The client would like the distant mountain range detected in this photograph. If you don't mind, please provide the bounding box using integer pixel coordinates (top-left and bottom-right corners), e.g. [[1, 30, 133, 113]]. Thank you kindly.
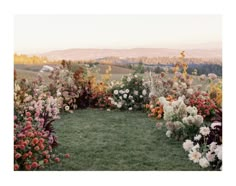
[[39, 48, 222, 61]]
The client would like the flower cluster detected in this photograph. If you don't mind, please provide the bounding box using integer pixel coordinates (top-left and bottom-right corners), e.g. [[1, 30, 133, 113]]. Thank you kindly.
[[14, 113, 70, 171], [48, 62, 79, 111], [148, 71, 194, 99], [188, 91, 217, 120], [158, 96, 204, 140], [182, 122, 222, 170], [109, 74, 149, 110], [14, 70, 69, 171]]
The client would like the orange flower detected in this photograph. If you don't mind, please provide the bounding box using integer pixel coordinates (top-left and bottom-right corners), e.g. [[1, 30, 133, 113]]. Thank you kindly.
[[157, 114, 162, 119], [145, 104, 150, 109], [151, 108, 156, 113], [32, 138, 39, 145]]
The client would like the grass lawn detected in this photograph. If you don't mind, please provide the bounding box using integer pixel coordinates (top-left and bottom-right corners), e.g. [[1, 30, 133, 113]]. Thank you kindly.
[[46, 109, 202, 171]]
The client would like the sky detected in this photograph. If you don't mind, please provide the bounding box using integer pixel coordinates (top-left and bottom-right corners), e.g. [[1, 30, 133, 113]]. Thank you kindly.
[[14, 15, 222, 54]]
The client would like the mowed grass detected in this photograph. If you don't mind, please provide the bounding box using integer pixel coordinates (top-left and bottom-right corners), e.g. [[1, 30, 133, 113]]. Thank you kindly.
[[46, 109, 202, 171]]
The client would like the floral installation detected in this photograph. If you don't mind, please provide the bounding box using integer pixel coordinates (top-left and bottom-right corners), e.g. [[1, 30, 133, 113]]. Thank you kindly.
[[182, 122, 222, 170], [109, 73, 149, 110]]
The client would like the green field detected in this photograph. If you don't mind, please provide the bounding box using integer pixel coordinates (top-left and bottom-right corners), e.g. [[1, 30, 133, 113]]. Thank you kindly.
[[45, 109, 202, 171], [14, 63, 134, 82]]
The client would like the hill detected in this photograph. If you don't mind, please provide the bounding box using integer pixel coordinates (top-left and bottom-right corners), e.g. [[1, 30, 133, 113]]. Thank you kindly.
[[40, 48, 222, 61]]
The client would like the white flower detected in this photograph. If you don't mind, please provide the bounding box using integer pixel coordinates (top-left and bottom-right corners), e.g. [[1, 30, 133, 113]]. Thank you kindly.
[[107, 109, 111, 112], [119, 96, 123, 100], [211, 122, 221, 129], [114, 90, 118, 95], [208, 73, 217, 80], [128, 95, 133, 100], [128, 107, 133, 111], [173, 121, 183, 130], [181, 83, 187, 89], [140, 95, 143, 98], [173, 82, 179, 89], [215, 145, 222, 160], [199, 157, 210, 168], [183, 140, 194, 152], [65, 105, 70, 111], [200, 127, 210, 136], [199, 74, 206, 81], [142, 89, 147, 96], [182, 117, 188, 124], [192, 143, 200, 151], [186, 116, 195, 125], [127, 77, 131, 82], [123, 94, 127, 99], [209, 142, 217, 152], [186, 106, 198, 116], [57, 91, 61, 97], [119, 90, 124, 94], [188, 150, 202, 163], [131, 100, 135, 103], [121, 84, 124, 88], [166, 130, 172, 138], [134, 90, 139, 95], [117, 102, 122, 108], [187, 88, 194, 95], [149, 104, 154, 109], [159, 97, 167, 106], [134, 74, 138, 78], [194, 134, 202, 141], [194, 115, 203, 126], [125, 89, 130, 93], [206, 151, 215, 162]]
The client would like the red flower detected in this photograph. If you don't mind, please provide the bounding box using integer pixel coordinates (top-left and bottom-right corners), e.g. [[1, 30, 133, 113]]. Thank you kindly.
[[39, 138, 45, 143], [42, 150, 49, 156], [54, 157, 60, 163], [65, 154, 70, 158], [44, 159, 49, 164], [31, 162, 38, 169], [34, 146, 40, 151], [28, 151, 32, 157], [15, 153, 22, 159], [26, 112, 31, 117], [27, 117, 33, 121], [14, 164, 19, 171]]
